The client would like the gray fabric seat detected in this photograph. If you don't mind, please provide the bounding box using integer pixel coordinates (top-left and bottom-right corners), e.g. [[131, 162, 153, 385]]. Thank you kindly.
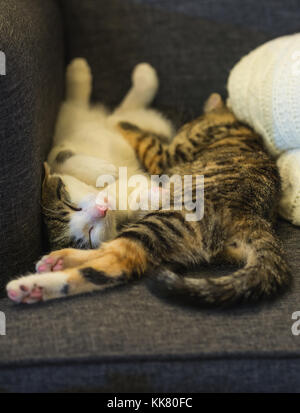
[[0, 0, 300, 392], [1, 219, 300, 392]]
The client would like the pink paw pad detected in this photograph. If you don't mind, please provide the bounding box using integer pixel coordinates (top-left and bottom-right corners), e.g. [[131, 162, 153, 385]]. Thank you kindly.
[[23, 287, 43, 302], [37, 256, 64, 273], [20, 285, 29, 292], [52, 259, 64, 271], [8, 284, 44, 304], [7, 290, 19, 300]]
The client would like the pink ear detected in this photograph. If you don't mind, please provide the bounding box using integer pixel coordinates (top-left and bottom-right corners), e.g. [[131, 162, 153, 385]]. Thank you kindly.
[[204, 93, 224, 113]]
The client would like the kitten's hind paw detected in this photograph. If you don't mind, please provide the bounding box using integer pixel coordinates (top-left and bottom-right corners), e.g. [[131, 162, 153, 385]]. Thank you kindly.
[[7, 279, 44, 304], [6, 272, 69, 304], [66, 58, 92, 104], [132, 63, 159, 93], [67, 58, 92, 83]]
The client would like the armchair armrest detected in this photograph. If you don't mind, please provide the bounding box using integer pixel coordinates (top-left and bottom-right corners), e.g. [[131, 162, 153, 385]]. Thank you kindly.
[[0, 0, 64, 291]]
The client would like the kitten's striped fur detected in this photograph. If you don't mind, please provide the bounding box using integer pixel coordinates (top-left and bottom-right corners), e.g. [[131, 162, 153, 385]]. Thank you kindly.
[[7, 94, 291, 305]]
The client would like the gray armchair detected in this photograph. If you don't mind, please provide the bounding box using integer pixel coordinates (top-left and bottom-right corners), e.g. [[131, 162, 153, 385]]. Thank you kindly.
[[0, 0, 300, 393]]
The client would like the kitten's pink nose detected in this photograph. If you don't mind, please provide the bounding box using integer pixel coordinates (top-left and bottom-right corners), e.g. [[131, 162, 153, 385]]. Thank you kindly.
[[95, 205, 108, 218]]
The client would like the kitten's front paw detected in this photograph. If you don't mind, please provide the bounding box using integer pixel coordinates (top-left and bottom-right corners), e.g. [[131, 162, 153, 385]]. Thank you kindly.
[[35, 249, 77, 273], [132, 63, 159, 92], [7, 276, 45, 304], [36, 254, 65, 273], [36, 248, 98, 273]]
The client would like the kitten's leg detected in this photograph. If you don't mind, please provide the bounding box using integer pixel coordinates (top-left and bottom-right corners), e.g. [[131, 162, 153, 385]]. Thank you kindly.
[[118, 119, 229, 173], [6, 271, 107, 304], [118, 105, 252, 168], [66, 58, 92, 105], [117, 122, 175, 174], [115, 63, 159, 112], [7, 240, 145, 303], [35, 248, 98, 273], [7, 249, 101, 303]]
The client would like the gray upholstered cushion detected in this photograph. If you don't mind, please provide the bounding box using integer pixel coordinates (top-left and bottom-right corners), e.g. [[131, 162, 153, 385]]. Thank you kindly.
[[0, 0, 64, 290], [1, 0, 300, 393], [0, 219, 300, 392]]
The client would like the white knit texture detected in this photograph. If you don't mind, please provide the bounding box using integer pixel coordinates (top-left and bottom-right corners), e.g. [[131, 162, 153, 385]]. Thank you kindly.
[[227, 33, 300, 157], [277, 150, 300, 226], [227, 34, 300, 225]]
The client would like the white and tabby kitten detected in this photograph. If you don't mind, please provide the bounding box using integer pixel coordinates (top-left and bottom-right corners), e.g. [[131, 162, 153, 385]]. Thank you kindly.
[[43, 59, 174, 251]]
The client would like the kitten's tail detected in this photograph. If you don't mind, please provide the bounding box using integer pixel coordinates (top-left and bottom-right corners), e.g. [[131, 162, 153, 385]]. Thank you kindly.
[[155, 221, 292, 306]]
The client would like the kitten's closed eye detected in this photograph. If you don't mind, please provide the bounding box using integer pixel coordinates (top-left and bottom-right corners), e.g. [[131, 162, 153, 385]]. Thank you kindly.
[[69, 193, 116, 249], [43, 169, 118, 250]]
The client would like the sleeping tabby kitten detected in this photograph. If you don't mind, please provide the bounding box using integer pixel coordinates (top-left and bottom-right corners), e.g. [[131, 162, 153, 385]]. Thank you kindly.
[[7, 93, 291, 305]]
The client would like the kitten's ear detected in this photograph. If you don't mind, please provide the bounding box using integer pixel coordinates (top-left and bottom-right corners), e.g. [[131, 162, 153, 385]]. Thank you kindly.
[[43, 162, 51, 183], [204, 93, 224, 113]]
